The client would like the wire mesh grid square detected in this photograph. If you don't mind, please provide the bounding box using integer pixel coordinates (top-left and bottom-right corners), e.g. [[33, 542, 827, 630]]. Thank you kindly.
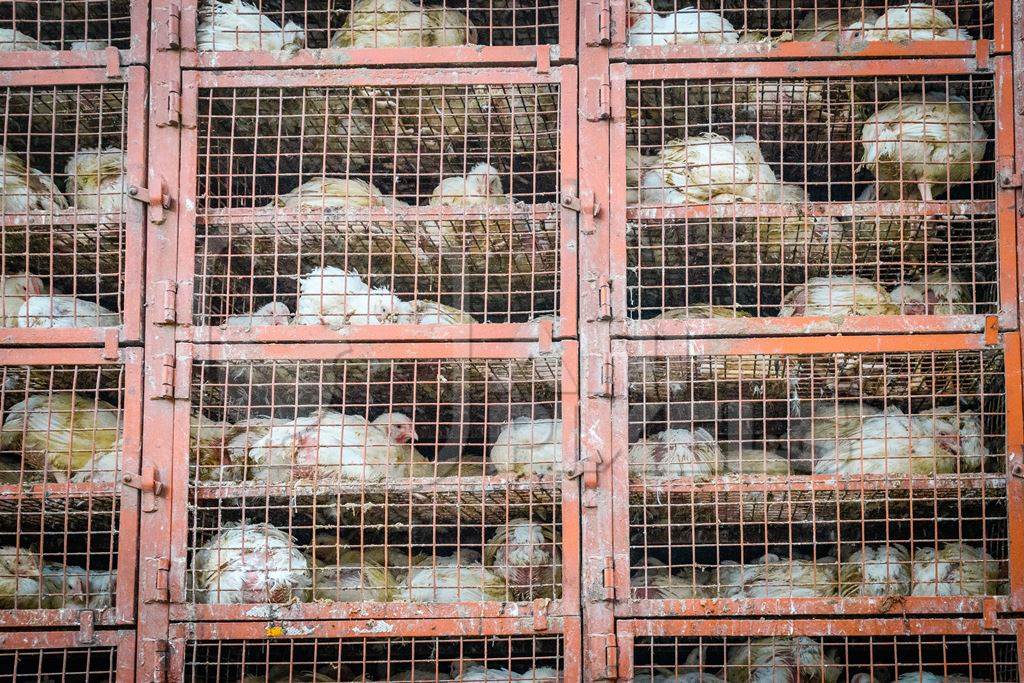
[[621, 0, 993, 47], [194, 83, 561, 328], [186, 355, 565, 607], [624, 73, 997, 321], [0, 83, 129, 331], [192, 0, 562, 52], [0, 644, 119, 679], [0, 1, 132, 51], [625, 348, 1009, 602], [629, 633, 1018, 682], [186, 634, 564, 681], [0, 362, 125, 613]]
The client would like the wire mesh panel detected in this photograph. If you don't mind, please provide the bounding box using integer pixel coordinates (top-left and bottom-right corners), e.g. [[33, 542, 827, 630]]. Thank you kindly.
[[0, 629, 132, 682], [611, 0, 1006, 57], [184, 69, 573, 342], [0, 69, 145, 343], [174, 342, 576, 620], [182, 0, 574, 66], [0, 1, 135, 52], [0, 348, 140, 627], [184, 632, 567, 681], [627, 631, 1019, 682], [615, 62, 1016, 334], [616, 335, 1019, 615]]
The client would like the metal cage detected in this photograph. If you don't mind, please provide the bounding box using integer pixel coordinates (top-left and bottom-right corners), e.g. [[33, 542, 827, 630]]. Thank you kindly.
[[0, 629, 136, 683], [0, 346, 142, 629], [609, 57, 1018, 337], [615, 619, 1023, 682], [171, 0, 577, 68], [0, 67, 147, 345], [175, 67, 578, 344], [608, 0, 1011, 61], [168, 617, 581, 682], [608, 332, 1023, 618], [158, 341, 579, 623], [0, 0, 147, 68]]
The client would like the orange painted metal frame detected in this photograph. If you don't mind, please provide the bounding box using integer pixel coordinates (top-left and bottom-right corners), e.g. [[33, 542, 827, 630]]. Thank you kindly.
[[608, 56, 1019, 339], [0, 629, 136, 683], [161, 340, 581, 624], [615, 618, 1023, 682], [607, 332, 1024, 620], [0, 66, 147, 346], [174, 66, 579, 345], [0, 346, 143, 629]]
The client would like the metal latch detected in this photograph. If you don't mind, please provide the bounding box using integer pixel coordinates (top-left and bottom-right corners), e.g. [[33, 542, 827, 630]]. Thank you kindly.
[[983, 314, 999, 346], [585, 0, 611, 46], [128, 177, 171, 225], [146, 557, 171, 604], [531, 597, 551, 631], [584, 76, 611, 122], [149, 638, 169, 683], [76, 609, 96, 645], [103, 46, 120, 79], [155, 281, 178, 325], [565, 453, 600, 490], [983, 597, 999, 630], [123, 464, 164, 512], [562, 189, 599, 216]]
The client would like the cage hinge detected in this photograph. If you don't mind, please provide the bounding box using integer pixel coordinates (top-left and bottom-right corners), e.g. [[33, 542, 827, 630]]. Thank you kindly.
[[591, 359, 613, 398], [974, 38, 991, 70], [159, 0, 182, 51], [590, 633, 618, 680], [584, 0, 611, 46], [128, 176, 171, 225], [146, 557, 171, 604], [596, 283, 612, 321], [149, 638, 170, 683], [155, 82, 182, 128], [565, 452, 600, 490], [601, 556, 616, 601], [531, 597, 551, 631], [983, 314, 999, 345], [122, 464, 165, 512], [154, 353, 177, 400], [76, 609, 97, 645], [155, 280, 178, 325], [584, 75, 611, 122]]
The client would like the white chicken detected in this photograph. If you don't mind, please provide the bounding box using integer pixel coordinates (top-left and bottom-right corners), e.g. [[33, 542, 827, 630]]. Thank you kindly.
[[397, 554, 506, 603], [838, 544, 912, 597], [224, 301, 292, 328], [68, 445, 122, 484], [197, 0, 304, 53], [859, 92, 987, 202], [428, 162, 510, 243], [626, 0, 738, 46], [788, 401, 885, 474], [241, 667, 337, 683], [635, 671, 724, 683], [778, 276, 899, 317], [0, 28, 53, 51], [12, 295, 118, 328], [392, 299, 478, 325], [843, 4, 972, 42], [793, 9, 879, 42], [910, 543, 1005, 597], [273, 177, 396, 211], [293, 266, 411, 328], [40, 563, 116, 609], [63, 147, 127, 215], [724, 637, 841, 683], [245, 410, 424, 484], [488, 417, 561, 478], [630, 560, 711, 600], [0, 545, 44, 608], [484, 519, 560, 600], [626, 147, 656, 205], [453, 665, 559, 682], [893, 673, 975, 683], [332, 0, 477, 48], [888, 269, 970, 315], [191, 522, 311, 604], [628, 427, 723, 480], [720, 446, 791, 476], [0, 393, 121, 481], [812, 405, 987, 476], [311, 548, 396, 603], [641, 133, 778, 205], [0, 146, 68, 212], [0, 273, 46, 326], [718, 554, 837, 599]]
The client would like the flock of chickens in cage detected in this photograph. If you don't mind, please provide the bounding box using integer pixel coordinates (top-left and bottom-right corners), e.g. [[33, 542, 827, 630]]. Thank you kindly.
[[186, 360, 564, 608]]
